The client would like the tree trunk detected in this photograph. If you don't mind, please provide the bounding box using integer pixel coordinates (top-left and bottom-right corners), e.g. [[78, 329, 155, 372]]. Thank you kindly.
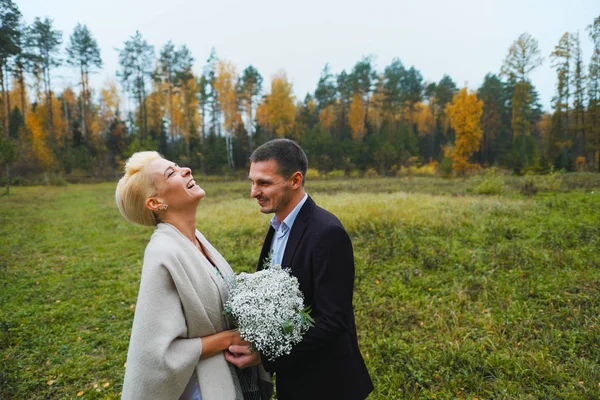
[[137, 88, 144, 140], [1, 63, 9, 137], [581, 109, 586, 165], [169, 78, 174, 144], [226, 134, 234, 169], [4, 65, 12, 136], [80, 93, 86, 146], [85, 69, 91, 137], [522, 127, 526, 167], [481, 128, 486, 166], [199, 101, 205, 144], [5, 163, 10, 195], [141, 86, 148, 141], [247, 103, 254, 153], [564, 103, 569, 169], [17, 65, 26, 118], [63, 97, 71, 161], [430, 106, 436, 161], [80, 65, 86, 141], [185, 136, 190, 159], [46, 73, 56, 151], [363, 94, 370, 136]]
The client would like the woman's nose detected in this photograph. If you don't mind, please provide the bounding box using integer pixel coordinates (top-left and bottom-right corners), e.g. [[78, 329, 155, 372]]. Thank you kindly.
[[181, 167, 191, 176]]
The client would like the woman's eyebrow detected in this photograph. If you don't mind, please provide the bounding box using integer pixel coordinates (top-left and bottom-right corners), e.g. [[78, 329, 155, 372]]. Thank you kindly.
[[163, 164, 175, 176]]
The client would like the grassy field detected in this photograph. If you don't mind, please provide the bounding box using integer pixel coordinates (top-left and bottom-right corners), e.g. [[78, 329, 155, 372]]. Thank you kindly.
[[1, 174, 600, 399]]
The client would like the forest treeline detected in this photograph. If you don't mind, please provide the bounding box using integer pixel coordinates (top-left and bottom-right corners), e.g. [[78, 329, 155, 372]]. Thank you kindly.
[[1, 0, 599, 184]]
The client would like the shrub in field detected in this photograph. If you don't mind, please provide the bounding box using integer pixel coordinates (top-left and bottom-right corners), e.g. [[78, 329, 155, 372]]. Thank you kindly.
[[326, 169, 345, 178], [472, 168, 505, 195], [519, 176, 538, 196], [305, 168, 321, 180], [440, 157, 453, 178], [539, 169, 563, 191], [561, 172, 600, 190], [365, 168, 378, 178], [576, 156, 587, 171], [44, 173, 69, 187], [396, 162, 438, 177], [348, 169, 361, 178]]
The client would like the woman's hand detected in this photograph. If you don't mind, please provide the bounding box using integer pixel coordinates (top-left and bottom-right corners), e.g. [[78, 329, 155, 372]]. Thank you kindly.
[[199, 330, 249, 360], [230, 330, 251, 347]]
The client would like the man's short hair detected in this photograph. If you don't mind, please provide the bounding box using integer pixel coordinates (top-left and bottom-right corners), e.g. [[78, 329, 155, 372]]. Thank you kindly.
[[250, 139, 308, 185]]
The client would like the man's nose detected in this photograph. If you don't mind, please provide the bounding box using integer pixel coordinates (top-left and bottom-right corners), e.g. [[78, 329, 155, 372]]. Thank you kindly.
[[250, 184, 259, 198]]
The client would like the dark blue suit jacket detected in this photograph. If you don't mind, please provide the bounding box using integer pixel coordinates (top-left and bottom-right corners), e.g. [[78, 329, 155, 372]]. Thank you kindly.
[[257, 196, 373, 400]]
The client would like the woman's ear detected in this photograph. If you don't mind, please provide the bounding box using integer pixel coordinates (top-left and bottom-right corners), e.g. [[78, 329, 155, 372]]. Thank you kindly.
[[145, 197, 162, 212]]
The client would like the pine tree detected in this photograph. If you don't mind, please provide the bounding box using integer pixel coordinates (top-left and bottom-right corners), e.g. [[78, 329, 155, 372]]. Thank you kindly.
[[117, 31, 154, 141], [27, 17, 62, 147], [551, 32, 574, 168], [501, 32, 543, 169], [0, 0, 22, 138], [66, 23, 102, 142], [587, 16, 600, 170], [238, 65, 262, 152]]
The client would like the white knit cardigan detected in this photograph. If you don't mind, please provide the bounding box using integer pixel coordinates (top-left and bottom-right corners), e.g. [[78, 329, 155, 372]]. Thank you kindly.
[[121, 223, 243, 400]]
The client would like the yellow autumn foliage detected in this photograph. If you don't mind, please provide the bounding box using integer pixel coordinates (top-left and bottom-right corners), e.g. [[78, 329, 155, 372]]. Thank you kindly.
[[256, 72, 296, 137], [445, 88, 484, 174], [180, 77, 200, 140], [9, 77, 29, 116], [319, 104, 336, 130], [32, 93, 65, 146], [348, 92, 366, 141], [367, 84, 385, 133], [413, 102, 434, 136], [216, 60, 241, 135], [146, 86, 164, 136], [26, 112, 55, 171], [98, 80, 121, 135]]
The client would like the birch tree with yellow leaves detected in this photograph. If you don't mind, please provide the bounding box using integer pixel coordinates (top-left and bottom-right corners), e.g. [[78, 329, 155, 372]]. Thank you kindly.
[[256, 71, 295, 138], [348, 92, 366, 141], [215, 59, 241, 168], [445, 88, 484, 174]]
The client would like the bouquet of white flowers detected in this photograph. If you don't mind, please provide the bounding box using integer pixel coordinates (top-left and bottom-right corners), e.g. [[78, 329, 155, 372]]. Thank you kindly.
[[224, 261, 314, 361]]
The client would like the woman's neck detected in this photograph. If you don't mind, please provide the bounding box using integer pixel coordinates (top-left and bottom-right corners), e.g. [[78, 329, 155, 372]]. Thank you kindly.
[[163, 211, 198, 244]]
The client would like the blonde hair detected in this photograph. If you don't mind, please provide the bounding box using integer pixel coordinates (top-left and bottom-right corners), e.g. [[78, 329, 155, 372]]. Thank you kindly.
[[115, 151, 163, 226]]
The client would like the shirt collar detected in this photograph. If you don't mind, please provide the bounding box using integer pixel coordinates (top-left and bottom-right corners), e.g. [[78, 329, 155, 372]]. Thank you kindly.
[[270, 193, 309, 232]]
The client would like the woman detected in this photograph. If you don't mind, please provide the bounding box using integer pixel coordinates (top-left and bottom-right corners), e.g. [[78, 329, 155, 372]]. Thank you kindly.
[[115, 151, 271, 400]]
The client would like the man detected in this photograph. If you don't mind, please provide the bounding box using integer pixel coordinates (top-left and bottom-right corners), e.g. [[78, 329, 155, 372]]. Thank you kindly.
[[225, 139, 373, 400]]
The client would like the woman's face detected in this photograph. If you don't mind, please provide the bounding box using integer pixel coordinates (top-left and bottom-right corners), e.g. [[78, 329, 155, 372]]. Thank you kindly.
[[147, 158, 205, 211]]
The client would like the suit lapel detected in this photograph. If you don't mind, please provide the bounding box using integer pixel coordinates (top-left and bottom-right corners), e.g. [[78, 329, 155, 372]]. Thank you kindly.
[[281, 196, 315, 268], [257, 226, 275, 271]]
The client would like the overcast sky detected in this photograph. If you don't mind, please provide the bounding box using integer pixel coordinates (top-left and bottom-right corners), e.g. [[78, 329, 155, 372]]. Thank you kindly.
[[19, 0, 600, 111]]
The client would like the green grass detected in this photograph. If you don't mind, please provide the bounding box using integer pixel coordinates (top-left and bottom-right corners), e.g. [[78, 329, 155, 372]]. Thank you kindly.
[[1, 175, 600, 399]]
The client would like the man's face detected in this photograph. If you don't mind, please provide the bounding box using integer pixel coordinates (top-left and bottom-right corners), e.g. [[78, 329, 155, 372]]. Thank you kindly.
[[249, 160, 292, 215]]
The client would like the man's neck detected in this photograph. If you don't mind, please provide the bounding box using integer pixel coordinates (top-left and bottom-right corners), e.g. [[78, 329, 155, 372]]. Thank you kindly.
[[275, 189, 306, 222]]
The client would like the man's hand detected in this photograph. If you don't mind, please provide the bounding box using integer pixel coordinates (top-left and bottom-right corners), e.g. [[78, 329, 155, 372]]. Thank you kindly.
[[225, 345, 261, 369]]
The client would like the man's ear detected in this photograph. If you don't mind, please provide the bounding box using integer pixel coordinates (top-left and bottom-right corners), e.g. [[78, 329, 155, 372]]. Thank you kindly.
[[290, 171, 304, 189], [145, 197, 162, 212]]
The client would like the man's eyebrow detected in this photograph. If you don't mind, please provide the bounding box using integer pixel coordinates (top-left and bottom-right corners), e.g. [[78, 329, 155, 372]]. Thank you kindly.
[[250, 177, 269, 185]]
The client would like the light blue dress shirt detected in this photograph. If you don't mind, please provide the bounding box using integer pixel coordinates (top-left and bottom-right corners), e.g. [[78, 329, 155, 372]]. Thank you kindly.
[[269, 194, 309, 266]]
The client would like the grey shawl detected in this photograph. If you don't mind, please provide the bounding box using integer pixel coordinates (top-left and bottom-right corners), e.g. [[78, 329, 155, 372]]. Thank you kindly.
[[121, 223, 243, 400]]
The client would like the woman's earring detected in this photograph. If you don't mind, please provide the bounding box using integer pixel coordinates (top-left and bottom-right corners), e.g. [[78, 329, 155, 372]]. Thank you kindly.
[[162, 204, 168, 211]]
